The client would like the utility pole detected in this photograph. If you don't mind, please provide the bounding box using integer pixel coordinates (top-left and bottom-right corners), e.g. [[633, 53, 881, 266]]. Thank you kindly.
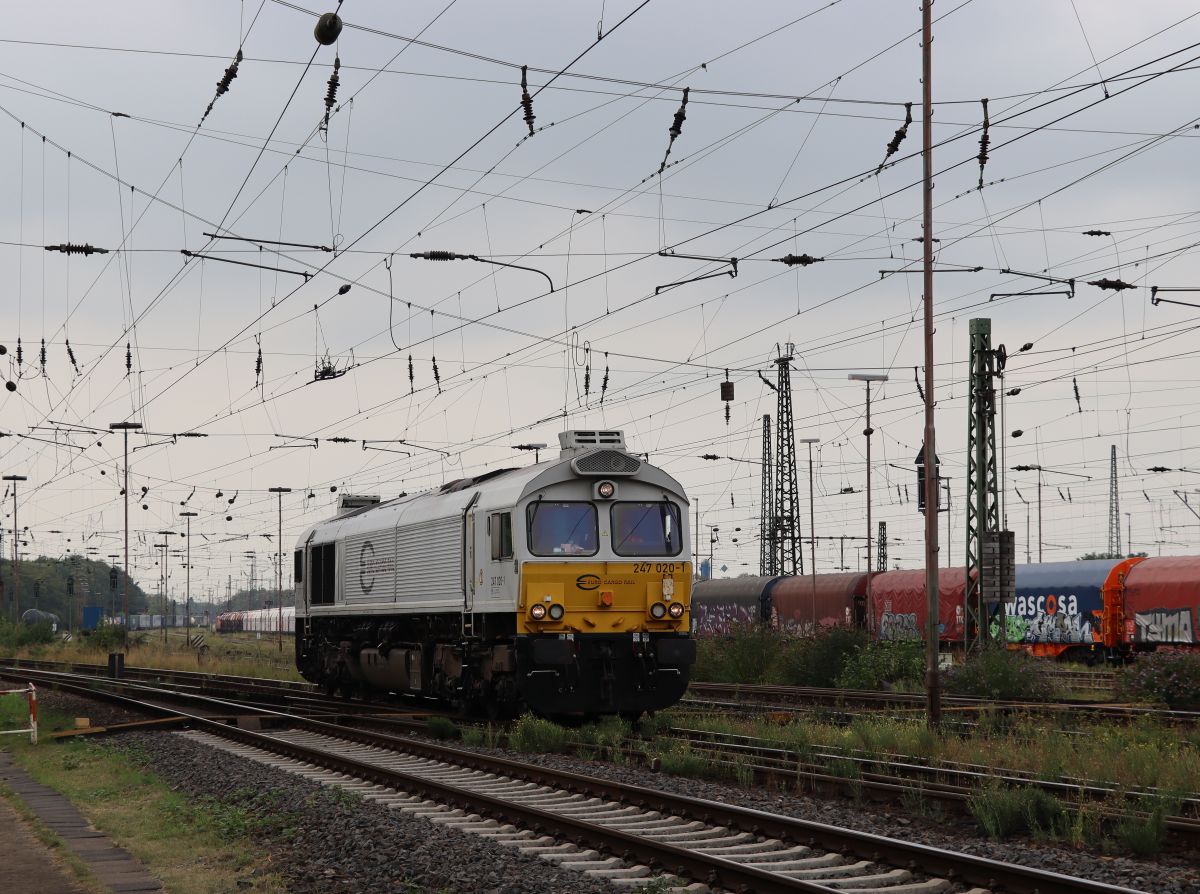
[[1108, 445, 1121, 556], [181, 511, 198, 648], [2, 475, 27, 622], [921, 0, 942, 727], [760, 415, 774, 576], [108, 421, 143, 641], [849, 373, 887, 630], [800, 437, 820, 619], [269, 487, 291, 651]]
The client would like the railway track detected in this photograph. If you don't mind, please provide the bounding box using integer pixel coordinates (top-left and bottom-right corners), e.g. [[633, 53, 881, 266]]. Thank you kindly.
[[0, 663, 1152, 893], [683, 681, 1198, 724]]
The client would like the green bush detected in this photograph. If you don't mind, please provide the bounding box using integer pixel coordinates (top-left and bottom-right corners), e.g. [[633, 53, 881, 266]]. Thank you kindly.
[[772, 627, 868, 687], [968, 785, 1064, 839], [0, 618, 56, 650], [835, 640, 926, 691], [943, 647, 1054, 700], [1112, 798, 1177, 856], [1118, 650, 1200, 709], [425, 716, 461, 740], [508, 713, 570, 753], [693, 625, 783, 684]]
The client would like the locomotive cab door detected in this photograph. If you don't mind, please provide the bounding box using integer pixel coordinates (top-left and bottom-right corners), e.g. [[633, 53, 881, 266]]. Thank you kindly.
[[463, 492, 482, 617]]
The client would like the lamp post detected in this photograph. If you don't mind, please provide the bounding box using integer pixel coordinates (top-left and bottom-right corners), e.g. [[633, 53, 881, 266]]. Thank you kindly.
[[705, 525, 719, 580], [2, 474, 27, 622], [180, 511, 198, 648], [243, 551, 257, 611], [154, 531, 172, 642], [108, 421, 143, 639], [268, 487, 291, 651], [798, 438, 820, 622], [848, 373, 888, 631], [1011, 464, 1092, 562]]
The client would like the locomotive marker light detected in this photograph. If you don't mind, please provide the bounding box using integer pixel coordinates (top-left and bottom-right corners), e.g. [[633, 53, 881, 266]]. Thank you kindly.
[[668, 601, 685, 619], [649, 601, 668, 619], [530, 603, 547, 620], [547, 603, 565, 621]]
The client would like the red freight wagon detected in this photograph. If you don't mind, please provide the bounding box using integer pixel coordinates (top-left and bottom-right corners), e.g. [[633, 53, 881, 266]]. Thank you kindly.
[[870, 567, 968, 643], [769, 572, 867, 634], [1121, 556, 1200, 647]]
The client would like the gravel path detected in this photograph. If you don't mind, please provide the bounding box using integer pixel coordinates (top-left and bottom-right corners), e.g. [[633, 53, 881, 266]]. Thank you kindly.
[[103, 731, 618, 894], [407, 731, 1199, 894]]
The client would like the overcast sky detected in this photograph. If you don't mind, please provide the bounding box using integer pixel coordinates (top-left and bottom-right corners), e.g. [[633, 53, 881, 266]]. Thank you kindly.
[[3, 0, 1200, 596]]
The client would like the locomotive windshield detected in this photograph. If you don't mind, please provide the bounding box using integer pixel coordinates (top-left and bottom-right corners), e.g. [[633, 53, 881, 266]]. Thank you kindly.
[[527, 501, 599, 556], [612, 501, 682, 557]]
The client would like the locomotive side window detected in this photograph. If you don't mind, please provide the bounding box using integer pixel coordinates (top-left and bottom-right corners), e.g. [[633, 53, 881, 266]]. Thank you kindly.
[[490, 512, 513, 560], [309, 543, 336, 605], [612, 501, 683, 557], [526, 502, 598, 556], [293, 550, 304, 584]]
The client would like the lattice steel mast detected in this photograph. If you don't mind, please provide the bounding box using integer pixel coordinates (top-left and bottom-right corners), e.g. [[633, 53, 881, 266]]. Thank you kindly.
[[760, 414, 775, 575], [965, 318, 1005, 652], [1108, 444, 1121, 556], [774, 345, 803, 576]]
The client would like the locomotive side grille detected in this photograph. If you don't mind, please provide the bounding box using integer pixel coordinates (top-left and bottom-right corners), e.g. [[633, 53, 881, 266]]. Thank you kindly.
[[572, 449, 641, 476]]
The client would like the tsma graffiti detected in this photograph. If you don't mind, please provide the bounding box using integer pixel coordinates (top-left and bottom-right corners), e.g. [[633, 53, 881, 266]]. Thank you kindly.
[[879, 611, 919, 641], [1134, 608, 1194, 644]]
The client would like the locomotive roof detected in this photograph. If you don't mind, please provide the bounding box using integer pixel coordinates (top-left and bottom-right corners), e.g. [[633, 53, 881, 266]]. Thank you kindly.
[[294, 449, 687, 547]]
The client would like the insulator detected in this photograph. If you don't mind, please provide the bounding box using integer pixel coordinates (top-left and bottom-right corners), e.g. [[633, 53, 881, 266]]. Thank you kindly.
[[1083, 229, 1111, 237], [1088, 278, 1136, 291], [39, 338, 46, 368], [720, 373, 734, 402], [66, 339, 79, 375], [45, 243, 108, 255], [432, 356, 441, 393], [876, 102, 913, 174], [410, 250, 467, 261], [255, 344, 263, 381], [314, 11, 343, 45], [125, 342, 131, 376], [724, 403, 730, 426], [659, 86, 689, 173], [337, 283, 351, 295], [408, 355, 414, 393], [774, 253, 823, 267], [600, 354, 610, 404], [324, 56, 341, 126], [584, 363, 591, 398], [520, 65, 536, 136], [1020, 342, 1033, 352], [216, 49, 242, 98], [16, 338, 22, 367], [976, 98, 990, 190], [1072, 376, 1082, 413]]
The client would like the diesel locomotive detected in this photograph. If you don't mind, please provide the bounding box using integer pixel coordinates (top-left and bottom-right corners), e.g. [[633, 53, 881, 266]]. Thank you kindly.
[[293, 430, 696, 716]]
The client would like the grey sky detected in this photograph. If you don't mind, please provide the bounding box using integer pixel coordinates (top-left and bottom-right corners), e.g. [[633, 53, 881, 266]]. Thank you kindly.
[[3, 1, 1200, 595]]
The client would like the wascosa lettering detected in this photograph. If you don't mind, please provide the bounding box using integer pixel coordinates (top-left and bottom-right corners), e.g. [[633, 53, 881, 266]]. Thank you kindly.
[[1012, 594, 1079, 617]]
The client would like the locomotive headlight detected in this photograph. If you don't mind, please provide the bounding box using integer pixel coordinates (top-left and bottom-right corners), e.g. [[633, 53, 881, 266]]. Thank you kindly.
[[548, 603, 565, 621], [596, 480, 616, 499], [530, 603, 547, 620], [667, 601, 685, 619], [649, 601, 668, 619]]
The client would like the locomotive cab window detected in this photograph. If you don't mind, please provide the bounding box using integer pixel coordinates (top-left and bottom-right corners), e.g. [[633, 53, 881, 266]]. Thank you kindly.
[[309, 543, 336, 605], [527, 501, 598, 556], [490, 512, 513, 561], [612, 501, 683, 557], [293, 550, 304, 584]]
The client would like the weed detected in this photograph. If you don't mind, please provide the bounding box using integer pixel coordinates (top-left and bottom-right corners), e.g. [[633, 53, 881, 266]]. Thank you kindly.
[[968, 785, 1065, 839], [944, 648, 1054, 700], [655, 743, 711, 777], [508, 714, 570, 753], [425, 716, 461, 740], [1119, 650, 1200, 709], [835, 639, 925, 691]]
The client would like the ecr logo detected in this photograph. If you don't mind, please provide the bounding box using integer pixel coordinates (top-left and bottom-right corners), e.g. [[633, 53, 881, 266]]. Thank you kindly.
[[575, 573, 601, 591], [359, 541, 376, 594]]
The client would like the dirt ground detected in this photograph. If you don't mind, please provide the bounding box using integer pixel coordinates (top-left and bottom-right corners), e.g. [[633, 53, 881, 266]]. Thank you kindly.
[[0, 795, 88, 894]]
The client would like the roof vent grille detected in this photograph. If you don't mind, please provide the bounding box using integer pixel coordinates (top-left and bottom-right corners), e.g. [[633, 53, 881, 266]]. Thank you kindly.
[[573, 449, 641, 477]]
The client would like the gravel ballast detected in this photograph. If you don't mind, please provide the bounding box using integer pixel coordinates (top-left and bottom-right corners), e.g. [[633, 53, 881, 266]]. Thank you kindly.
[[102, 730, 617, 894]]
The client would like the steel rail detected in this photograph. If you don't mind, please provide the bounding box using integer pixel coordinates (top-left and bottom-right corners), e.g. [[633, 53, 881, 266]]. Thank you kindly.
[[0, 666, 1146, 894]]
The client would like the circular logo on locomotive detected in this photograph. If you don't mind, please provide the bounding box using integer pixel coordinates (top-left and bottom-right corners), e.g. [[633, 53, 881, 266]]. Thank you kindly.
[[576, 573, 601, 591], [360, 541, 376, 594]]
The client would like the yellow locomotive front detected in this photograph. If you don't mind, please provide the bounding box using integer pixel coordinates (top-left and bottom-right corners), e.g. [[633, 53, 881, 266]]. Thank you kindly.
[[511, 437, 695, 716]]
